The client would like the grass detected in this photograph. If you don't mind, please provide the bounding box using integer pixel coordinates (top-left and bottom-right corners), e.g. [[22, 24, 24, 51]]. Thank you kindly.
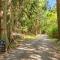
[[23, 34, 36, 40]]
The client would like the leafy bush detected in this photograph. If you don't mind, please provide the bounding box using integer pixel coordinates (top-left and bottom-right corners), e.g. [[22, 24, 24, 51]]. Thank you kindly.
[[46, 23, 58, 38]]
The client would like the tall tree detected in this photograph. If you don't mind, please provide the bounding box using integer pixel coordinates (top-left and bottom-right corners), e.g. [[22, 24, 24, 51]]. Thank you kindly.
[[56, 0, 60, 40], [1, 0, 9, 50], [0, 0, 2, 39]]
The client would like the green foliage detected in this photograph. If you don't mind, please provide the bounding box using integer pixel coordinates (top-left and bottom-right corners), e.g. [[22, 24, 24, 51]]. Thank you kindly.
[[11, 0, 57, 38], [1, 0, 58, 51], [41, 6, 58, 38]]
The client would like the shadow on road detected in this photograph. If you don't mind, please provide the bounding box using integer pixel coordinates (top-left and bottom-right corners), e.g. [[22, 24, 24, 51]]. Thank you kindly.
[[3, 35, 60, 60]]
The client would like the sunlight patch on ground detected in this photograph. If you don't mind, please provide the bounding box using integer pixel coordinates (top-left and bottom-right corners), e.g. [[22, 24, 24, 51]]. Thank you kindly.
[[24, 35, 36, 40], [25, 44, 32, 46], [44, 39, 51, 41], [50, 57, 58, 60], [30, 54, 42, 60], [38, 46, 49, 51], [17, 47, 35, 51]]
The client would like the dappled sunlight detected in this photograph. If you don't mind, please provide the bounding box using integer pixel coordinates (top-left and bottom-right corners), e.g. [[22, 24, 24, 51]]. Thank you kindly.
[[17, 47, 35, 51], [0, 0, 60, 60], [38, 46, 49, 51], [2, 35, 60, 60], [49, 57, 58, 60], [30, 54, 42, 60]]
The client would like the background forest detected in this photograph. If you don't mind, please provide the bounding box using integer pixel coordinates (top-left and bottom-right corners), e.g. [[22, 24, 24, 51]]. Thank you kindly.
[[0, 0, 58, 49]]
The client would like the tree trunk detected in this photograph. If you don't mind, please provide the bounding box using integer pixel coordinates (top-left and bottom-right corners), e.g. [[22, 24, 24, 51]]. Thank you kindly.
[[56, 0, 60, 40], [0, 0, 2, 39], [1, 0, 9, 50]]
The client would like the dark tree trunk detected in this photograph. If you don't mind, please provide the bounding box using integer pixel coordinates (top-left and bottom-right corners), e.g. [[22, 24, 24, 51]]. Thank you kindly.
[[56, 0, 60, 40], [0, 0, 2, 39]]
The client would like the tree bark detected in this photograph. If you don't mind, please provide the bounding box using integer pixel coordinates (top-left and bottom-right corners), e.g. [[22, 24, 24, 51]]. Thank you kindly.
[[0, 0, 2, 39], [1, 0, 9, 50], [56, 0, 60, 40]]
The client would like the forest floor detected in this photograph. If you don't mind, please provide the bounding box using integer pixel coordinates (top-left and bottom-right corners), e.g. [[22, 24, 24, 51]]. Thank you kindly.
[[0, 34, 60, 60]]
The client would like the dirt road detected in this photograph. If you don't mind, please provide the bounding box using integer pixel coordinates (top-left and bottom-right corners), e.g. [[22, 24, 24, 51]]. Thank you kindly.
[[1, 35, 60, 60]]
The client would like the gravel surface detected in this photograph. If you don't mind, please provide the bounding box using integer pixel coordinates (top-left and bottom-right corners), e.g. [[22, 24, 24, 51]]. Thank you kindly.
[[0, 35, 60, 60]]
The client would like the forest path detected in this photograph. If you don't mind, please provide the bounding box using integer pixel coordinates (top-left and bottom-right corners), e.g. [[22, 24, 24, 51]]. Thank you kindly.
[[1, 35, 60, 60]]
